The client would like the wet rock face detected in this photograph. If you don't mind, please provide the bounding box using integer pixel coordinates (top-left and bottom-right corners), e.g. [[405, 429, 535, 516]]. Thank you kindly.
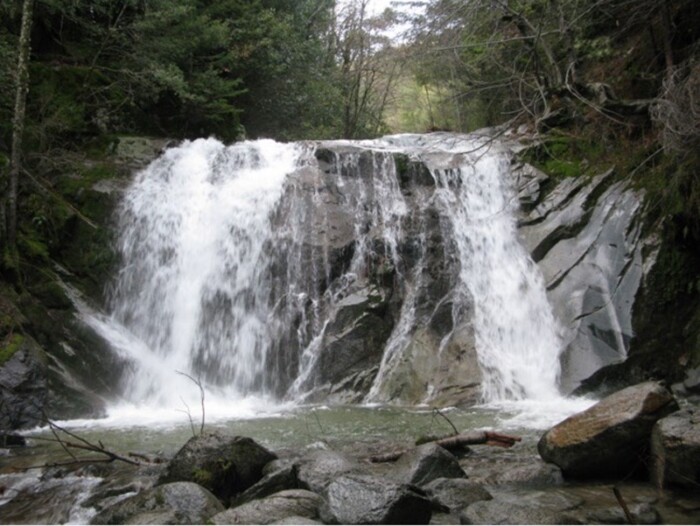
[[211, 489, 322, 525], [320, 473, 433, 525], [0, 337, 47, 430], [278, 147, 658, 405], [538, 381, 678, 478], [159, 432, 277, 504], [274, 146, 475, 406], [90, 482, 224, 525], [515, 163, 654, 393]]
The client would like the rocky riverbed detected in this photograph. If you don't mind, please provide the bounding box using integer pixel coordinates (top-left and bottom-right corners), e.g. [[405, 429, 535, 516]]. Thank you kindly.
[[0, 381, 698, 524]]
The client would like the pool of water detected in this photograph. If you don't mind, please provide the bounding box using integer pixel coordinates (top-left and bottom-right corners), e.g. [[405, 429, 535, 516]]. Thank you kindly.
[[6, 396, 595, 470]]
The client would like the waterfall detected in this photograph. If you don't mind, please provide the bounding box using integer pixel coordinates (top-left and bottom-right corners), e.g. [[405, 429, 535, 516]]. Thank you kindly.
[[106, 138, 302, 406], [82, 133, 569, 414], [429, 147, 562, 402]]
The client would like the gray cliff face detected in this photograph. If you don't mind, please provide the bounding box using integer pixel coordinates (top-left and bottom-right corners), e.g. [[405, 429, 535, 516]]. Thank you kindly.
[[271, 140, 659, 404], [268, 145, 479, 405], [514, 162, 658, 393]]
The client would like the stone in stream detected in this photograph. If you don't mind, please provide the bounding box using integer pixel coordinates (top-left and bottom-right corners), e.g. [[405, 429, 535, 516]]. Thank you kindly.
[[459, 490, 583, 525], [158, 431, 277, 503], [651, 407, 700, 489], [211, 489, 323, 525], [231, 464, 300, 506], [537, 381, 678, 478], [422, 478, 492, 512], [320, 473, 432, 525], [90, 482, 224, 525], [296, 449, 359, 493], [391, 443, 467, 486]]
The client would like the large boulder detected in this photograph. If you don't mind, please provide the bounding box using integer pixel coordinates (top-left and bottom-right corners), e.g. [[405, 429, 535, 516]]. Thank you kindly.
[[159, 432, 277, 503], [538, 381, 678, 478], [651, 407, 700, 489], [90, 482, 224, 525], [320, 473, 432, 525], [390, 443, 467, 486], [211, 489, 322, 525]]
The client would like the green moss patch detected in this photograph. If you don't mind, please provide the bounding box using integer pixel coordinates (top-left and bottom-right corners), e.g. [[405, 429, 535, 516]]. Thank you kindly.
[[0, 334, 25, 366]]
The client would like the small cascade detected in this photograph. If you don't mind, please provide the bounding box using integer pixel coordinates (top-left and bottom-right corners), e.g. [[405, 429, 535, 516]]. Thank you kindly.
[[429, 148, 563, 402], [82, 133, 570, 414]]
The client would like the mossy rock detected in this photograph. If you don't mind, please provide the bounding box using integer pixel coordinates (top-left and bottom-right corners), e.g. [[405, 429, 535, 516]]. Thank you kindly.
[[159, 432, 277, 505], [0, 334, 25, 366], [0, 335, 48, 429]]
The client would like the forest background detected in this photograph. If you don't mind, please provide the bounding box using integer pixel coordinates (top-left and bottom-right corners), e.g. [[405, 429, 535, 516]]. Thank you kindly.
[[0, 0, 698, 286]]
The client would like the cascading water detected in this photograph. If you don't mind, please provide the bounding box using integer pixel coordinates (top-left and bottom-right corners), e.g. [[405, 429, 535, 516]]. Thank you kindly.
[[80, 132, 583, 422], [429, 147, 563, 402], [99, 138, 303, 408]]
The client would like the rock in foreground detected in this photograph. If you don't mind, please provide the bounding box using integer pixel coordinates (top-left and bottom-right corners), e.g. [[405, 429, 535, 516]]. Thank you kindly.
[[391, 443, 467, 486], [320, 473, 432, 524], [538, 381, 678, 478], [651, 407, 700, 489], [90, 482, 224, 525], [211, 489, 322, 525], [159, 432, 277, 503]]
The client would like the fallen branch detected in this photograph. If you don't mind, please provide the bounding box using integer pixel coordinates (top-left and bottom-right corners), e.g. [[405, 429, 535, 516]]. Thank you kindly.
[[369, 431, 522, 463], [37, 420, 143, 466], [613, 486, 636, 525]]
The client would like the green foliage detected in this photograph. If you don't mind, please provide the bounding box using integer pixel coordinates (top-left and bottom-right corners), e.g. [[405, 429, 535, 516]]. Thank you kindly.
[[522, 135, 604, 180]]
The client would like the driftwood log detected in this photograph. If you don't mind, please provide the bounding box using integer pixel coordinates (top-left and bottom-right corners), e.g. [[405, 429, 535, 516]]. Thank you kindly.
[[369, 431, 522, 463]]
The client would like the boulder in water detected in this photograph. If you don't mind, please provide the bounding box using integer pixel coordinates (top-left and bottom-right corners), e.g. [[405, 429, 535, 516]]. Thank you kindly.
[[90, 482, 224, 525], [538, 381, 678, 478], [159, 432, 277, 503], [651, 407, 700, 489], [320, 473, 432, 525], [211, 489, 322, 525]]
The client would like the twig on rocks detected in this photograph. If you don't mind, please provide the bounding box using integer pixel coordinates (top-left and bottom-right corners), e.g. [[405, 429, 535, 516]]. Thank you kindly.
[[613, 486, 636, 525]]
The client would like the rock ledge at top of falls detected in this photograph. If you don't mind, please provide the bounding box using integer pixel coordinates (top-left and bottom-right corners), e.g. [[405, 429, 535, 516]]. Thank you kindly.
[[538, 381, 678, 478], [159, 432, 277, 504]]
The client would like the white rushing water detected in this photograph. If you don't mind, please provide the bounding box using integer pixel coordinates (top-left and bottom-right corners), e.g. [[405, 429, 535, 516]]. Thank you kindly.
[[74, 133, 590, 426], [96, 138, 302, 411], [431, 148, 563, 401]]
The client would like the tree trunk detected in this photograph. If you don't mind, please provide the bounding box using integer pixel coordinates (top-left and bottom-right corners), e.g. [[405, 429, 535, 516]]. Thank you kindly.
[[660, 0, 675, 77], [7, 0, 35, 253]]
